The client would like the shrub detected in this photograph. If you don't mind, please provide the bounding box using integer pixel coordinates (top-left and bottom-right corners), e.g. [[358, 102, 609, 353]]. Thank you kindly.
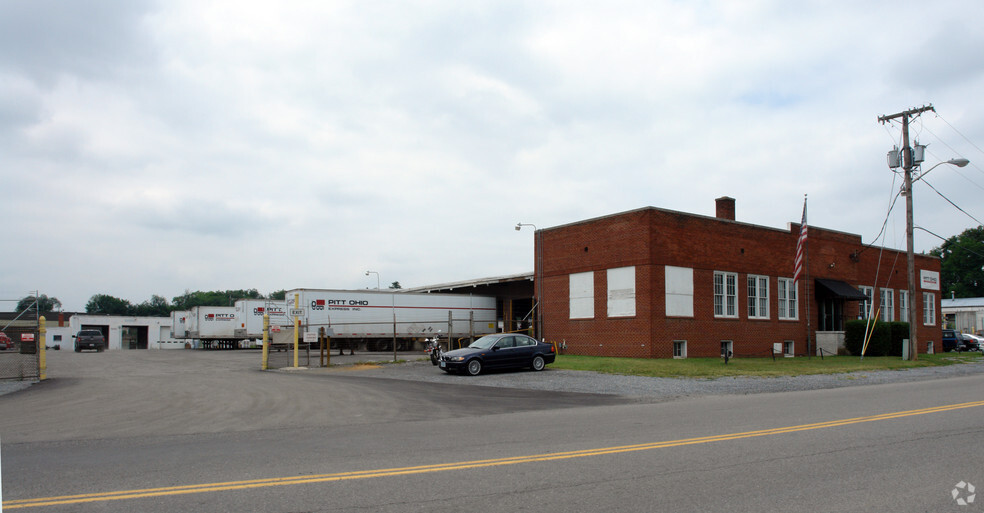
[[844, 320, 908, 356], [889, 322, 910, 357], [845, 320, 867, 355]]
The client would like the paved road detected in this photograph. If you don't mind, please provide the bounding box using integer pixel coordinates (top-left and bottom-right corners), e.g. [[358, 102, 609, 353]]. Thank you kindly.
[[2, 350, 984, 512]]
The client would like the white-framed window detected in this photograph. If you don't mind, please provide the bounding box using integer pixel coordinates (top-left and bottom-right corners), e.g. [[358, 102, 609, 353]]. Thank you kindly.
[[673, 340, 687, 359], [569, 272, 594, 319], [714, 272, 738, 318], [923, 292, 936, 325], [899, 290, 910, 323], [784, 340, 794, 357], [879, 288, 894, 322], [747, 275, 769, 319], [721, 340, 734, 357], [778, 278, 798, 320], [858, 286, 874, 319], [607, 266, 636, 318], [665, 266, 694, 317]]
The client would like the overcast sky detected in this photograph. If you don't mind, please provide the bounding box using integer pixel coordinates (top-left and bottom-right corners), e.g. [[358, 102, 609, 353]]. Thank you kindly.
[[3, 0, 984, 312]]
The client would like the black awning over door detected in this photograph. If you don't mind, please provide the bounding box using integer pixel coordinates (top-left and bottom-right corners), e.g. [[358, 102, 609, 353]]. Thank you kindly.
[[815, 279, 868, 300]]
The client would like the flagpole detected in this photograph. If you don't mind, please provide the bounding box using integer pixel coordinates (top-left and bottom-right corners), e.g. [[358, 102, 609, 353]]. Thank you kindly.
[[804, 195, 812, 358], [793, 195, 810, 358]]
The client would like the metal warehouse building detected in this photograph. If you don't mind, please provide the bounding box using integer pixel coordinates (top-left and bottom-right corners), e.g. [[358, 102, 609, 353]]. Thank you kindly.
[[941, 297, 984, 335], [1, 313, 183, 351], [533, 197, 942, 358]]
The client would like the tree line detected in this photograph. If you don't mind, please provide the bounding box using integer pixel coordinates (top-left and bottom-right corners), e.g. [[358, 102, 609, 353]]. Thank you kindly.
[[14, 289, 288, 317], [14, 282, 402, 317]]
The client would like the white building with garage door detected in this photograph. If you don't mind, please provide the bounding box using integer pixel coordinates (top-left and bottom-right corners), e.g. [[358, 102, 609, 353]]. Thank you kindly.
[[61, 315, 184, 350]]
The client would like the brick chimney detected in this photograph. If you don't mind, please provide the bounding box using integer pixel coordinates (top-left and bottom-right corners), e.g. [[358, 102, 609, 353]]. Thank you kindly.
[[715, 196, 735, 221]]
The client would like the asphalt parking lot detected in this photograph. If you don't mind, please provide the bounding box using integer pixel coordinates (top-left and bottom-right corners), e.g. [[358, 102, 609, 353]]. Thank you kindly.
[[5, 348, 984, 402], [5, 349, 984, 512]]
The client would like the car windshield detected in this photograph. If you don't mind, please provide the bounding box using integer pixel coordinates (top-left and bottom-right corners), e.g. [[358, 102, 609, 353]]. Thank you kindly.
[[468, 335, 501, 349]]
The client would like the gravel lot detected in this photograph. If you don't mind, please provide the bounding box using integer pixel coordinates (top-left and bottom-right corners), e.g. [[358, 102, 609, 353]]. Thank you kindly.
[[308, 354, 984, 401], [4, 352, 984, 401]]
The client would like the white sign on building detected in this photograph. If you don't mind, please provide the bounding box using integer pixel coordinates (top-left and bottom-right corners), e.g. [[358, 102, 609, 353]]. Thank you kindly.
[[921, 270, 941, 291]]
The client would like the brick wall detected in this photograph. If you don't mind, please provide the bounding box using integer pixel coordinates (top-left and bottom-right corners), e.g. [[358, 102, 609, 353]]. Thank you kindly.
[[540, 206, 941, 358]]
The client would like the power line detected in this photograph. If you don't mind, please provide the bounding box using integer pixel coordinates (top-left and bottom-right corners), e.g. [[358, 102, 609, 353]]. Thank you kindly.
[[935, 112, 984, 160], [919, 177, 984, 226], [915, 227, 984, 260]]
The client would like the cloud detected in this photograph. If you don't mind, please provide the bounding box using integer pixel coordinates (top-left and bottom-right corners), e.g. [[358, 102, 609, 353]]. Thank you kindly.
[[2, 0, 984, 310]]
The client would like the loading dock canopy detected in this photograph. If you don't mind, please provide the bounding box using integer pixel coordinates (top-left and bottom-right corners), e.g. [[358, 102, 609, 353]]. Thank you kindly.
[[815, 279, 868, 300]]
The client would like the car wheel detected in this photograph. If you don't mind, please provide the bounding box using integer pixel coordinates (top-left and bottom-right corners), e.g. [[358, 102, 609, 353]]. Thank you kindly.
[[531, 355, 545, 371], [466, 359, 482, 376], [75, 344, 81, 353]]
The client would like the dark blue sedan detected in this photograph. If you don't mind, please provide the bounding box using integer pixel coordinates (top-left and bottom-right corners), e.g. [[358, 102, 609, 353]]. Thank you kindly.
[[439, 333, 556, 376]]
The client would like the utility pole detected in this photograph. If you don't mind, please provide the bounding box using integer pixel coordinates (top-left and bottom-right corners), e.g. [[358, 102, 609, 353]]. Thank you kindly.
[[878, 104, 934, 361]]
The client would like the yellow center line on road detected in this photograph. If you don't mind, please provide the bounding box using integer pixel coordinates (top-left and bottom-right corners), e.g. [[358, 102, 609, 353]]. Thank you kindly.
[[6, 399, 984, 509]]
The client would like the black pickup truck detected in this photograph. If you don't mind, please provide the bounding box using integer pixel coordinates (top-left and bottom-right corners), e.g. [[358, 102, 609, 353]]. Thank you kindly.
[[74, 329, 105, 352]]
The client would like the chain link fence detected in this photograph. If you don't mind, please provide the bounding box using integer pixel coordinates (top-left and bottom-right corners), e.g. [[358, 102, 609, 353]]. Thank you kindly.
[[262, 315, 493, 370], [0, 335, 40, 381]]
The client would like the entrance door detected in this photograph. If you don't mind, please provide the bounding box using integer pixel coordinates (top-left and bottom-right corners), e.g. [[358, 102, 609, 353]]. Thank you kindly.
[[819, 299, 845, 331]]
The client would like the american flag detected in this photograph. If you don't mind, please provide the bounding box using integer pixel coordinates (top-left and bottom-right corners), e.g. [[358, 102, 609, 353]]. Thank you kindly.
[[793, 197, 807, 284]]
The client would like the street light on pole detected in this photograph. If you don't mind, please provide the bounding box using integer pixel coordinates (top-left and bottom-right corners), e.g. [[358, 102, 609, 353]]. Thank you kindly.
[[880, 105, 933, 360], [516, 223, 541, 340], [365, 270, 380, 289], [882, 107, 969, 360], [898, 155, 968, 360], [912, 158, 970, 183]]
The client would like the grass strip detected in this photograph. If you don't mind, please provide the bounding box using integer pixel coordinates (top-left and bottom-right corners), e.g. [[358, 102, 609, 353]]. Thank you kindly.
[[550, 352, 983, 378]]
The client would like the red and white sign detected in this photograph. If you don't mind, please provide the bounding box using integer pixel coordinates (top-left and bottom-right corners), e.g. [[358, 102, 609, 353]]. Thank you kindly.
[[21, 333, 35, 342], [920, 270, 941, 291]]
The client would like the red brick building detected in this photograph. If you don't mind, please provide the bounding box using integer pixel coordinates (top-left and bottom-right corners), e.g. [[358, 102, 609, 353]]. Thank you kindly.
[[538, 197, 942, 358]]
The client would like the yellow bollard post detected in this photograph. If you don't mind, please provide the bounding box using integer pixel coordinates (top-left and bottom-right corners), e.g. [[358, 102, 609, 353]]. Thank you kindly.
[[261, 313, 270, 370], [293, 293, 300, 368], [39, 316, 47, 381]]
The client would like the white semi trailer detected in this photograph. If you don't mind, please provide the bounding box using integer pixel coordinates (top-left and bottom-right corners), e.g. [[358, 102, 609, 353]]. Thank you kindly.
[[170, 310, 191, 340], [167, 306, 241, 349], [283, 289, 497, 351], [193, 306, 240, 348], [236, 299, 289, 340], [171, 301, 288, 349]]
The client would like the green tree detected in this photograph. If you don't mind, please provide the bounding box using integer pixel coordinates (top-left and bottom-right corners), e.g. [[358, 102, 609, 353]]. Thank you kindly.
[[86, 294, 134, 315], [15, 294, 62, 313], [929, 226, 984, 298], [389, 281, 402, 289], [171, 289, 265, 310], [268, 289, 287, 300], [132, 295, 171, 317]]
